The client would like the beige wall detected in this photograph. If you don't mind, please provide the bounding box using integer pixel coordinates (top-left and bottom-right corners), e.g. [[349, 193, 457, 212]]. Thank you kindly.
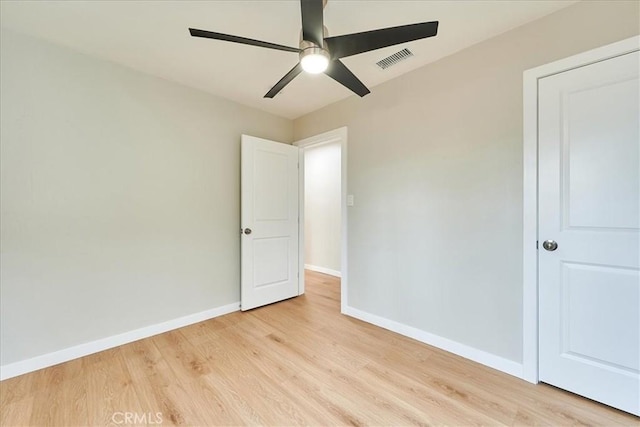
[[294, 0, 640, 362], [0, 30, 293, 365], [304, 142, 342, 274]]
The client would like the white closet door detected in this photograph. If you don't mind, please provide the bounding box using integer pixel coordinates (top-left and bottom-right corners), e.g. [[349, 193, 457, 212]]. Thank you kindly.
[[538, 51, 639, 415]]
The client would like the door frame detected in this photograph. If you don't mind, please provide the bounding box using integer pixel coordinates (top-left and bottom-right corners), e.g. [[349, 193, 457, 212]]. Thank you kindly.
[[522, 35, 640, 383], [294, 127, 348, 314]]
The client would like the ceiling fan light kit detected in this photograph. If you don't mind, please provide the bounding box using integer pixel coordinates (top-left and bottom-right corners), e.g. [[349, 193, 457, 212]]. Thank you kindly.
[[299, 45, 330, 74], [189, 0, 438, 98]]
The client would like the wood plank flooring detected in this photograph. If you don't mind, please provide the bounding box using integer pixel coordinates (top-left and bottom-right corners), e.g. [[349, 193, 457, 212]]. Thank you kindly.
[[1, 270, 638, 426]]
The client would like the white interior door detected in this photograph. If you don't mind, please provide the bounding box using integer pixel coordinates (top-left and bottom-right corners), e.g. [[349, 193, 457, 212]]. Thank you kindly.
[[241, 135, 299, 311], [538, 51, 640, 415]]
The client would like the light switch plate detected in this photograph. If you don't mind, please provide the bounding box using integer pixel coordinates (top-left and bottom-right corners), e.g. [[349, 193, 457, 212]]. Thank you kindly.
[[347, 194, 354, 206]]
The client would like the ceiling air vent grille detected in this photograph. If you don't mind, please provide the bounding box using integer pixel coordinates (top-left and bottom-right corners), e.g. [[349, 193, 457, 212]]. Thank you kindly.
[[376, 48, 413, 70]]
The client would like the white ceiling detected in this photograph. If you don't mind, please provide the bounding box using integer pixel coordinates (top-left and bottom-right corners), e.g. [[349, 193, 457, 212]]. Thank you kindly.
[[0, 0, 576, 119]]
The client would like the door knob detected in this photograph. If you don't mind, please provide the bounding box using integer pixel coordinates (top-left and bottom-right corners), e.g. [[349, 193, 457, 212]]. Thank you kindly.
[[243, 228, 252, 235], [542, 240, 558, 251]]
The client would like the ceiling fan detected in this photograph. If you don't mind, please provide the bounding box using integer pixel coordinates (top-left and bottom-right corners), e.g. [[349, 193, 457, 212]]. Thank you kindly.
[[189, 0, 438, 99]]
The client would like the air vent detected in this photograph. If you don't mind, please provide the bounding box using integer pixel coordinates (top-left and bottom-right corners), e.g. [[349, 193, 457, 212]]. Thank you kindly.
[[376, 48, 413, 70]]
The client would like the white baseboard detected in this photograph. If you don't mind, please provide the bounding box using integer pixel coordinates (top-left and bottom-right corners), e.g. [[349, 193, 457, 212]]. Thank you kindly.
[[0, 302, 240, 381], [305, 264, 341, 278], [343, 305, 524, 379], [2, 301, 523, 382]]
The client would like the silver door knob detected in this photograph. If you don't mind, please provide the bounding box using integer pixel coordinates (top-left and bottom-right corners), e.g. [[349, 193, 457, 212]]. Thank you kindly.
[[542, 240, 558, 251], [243, 228, 252, 235]]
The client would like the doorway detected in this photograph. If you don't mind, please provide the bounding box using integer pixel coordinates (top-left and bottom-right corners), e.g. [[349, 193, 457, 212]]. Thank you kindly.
[[295, 127, 348, 313]]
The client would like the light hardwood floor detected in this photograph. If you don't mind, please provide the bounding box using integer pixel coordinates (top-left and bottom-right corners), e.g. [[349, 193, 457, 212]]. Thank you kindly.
[[1, 270, 638, 426]]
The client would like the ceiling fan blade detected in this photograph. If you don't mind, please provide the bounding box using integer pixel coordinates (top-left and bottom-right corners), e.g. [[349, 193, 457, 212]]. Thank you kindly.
[[324, 21, 438, 59], [300, 0, 324, 47], [189, 28, 300, 53], [324, 60, 370, 97], [264, 63, 304, 98]]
